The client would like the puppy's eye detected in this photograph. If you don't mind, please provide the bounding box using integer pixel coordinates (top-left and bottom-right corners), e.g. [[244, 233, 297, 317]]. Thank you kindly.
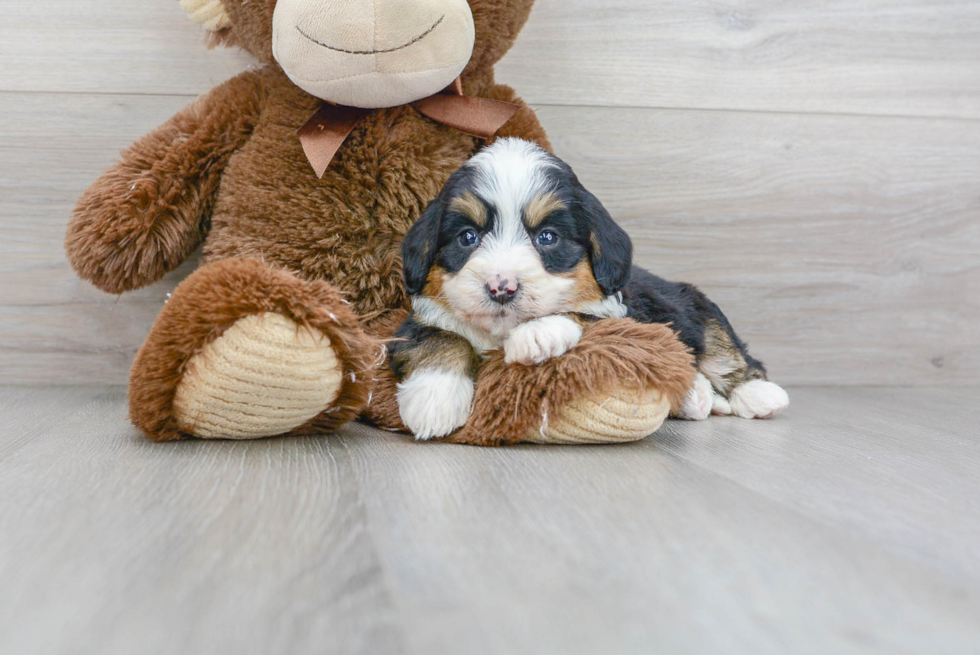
[[536, 230, 559, 247], [458, 229, 480, 248]]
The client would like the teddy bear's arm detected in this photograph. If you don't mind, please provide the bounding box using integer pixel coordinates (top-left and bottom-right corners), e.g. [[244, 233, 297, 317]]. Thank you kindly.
[[66, 71, 265, 294], [484, 83, 553, 151]]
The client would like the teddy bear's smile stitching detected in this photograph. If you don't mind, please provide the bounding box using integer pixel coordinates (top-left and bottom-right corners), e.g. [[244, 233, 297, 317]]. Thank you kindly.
[[296, 15, 445, 55]]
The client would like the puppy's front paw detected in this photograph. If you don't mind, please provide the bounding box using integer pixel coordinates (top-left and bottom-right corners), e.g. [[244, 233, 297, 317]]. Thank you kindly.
[[504, 316, 583, 365], [396, 369, 475, 440]]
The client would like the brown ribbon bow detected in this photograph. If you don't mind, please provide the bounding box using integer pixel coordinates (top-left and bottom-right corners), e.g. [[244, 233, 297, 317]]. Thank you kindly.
[[297, 77, 521, 178]]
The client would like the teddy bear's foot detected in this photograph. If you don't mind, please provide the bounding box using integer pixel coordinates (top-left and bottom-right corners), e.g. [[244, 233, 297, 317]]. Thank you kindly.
[[526, 385, 672, 445], [129, 258, 379, 441], [172, 312, 344, 439]]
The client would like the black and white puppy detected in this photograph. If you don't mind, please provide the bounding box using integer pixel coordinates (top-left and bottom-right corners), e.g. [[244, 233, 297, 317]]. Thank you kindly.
[[391, 138, 789, 439]]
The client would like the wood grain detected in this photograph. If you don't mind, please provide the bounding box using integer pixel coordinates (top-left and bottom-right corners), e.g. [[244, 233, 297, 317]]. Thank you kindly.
[[537, 105, 980, 385], [500, 0, 980, 118], [0, 0, 251, 96], [2, 386, 979, 654], [2, 90, 977, 385], [0, 387, 404, 655], [2, 1, 978, 119]]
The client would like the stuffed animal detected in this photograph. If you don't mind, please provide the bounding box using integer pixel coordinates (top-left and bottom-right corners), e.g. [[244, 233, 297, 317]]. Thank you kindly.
[[65, 0, 695, 445]]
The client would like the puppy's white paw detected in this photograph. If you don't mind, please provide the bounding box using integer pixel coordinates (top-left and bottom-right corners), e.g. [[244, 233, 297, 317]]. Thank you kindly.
[[729, 380, 789, 419], [711, 392, 733, 416], [397, 369, 475, 440], [504, 315, 583, 365], [675, 372, 713, 421]]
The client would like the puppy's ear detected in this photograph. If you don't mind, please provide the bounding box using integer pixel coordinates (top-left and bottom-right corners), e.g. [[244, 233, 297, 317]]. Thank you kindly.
[[402, 198, 443, 296], [576, 186, 633, 295]]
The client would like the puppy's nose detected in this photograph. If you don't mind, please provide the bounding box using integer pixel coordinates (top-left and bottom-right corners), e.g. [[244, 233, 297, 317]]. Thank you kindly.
[[486, 274, 520, 304]]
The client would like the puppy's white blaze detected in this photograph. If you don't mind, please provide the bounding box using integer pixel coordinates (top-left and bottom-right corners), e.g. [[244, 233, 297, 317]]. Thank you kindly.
[[504, 315, 583, 365], [468, 138, 558, 233], [397, 369, 475, 440], [729, 380, 789, 419], [675, 372, 713, 421]]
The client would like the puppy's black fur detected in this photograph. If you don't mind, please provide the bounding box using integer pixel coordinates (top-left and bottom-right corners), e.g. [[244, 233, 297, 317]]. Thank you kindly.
[[623, 267, 767, 383], [401, 157, 634, 298], [393, 139, 771, 409]]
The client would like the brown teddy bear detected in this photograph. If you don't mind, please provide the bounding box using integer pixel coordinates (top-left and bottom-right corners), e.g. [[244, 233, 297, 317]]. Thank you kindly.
[[65, 0, 695, 445]]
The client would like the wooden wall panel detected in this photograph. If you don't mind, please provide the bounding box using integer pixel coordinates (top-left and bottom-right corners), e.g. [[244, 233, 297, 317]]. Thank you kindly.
[[500, 0, 980, 118], [1, 0, 978, 385], [539, 106, 980, 385], [0, 0, 251, 95], [3, 1, 978, 119], [1, 88, 977, 385]]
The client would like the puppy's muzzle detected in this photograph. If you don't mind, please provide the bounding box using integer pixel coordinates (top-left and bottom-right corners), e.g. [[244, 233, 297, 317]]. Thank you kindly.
[[486, 274, 519, 305]]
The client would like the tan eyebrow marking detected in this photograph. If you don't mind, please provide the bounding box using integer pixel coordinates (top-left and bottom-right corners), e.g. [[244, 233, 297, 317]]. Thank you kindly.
[[524, 192, 566, 229], [449, 192, 488, 227]]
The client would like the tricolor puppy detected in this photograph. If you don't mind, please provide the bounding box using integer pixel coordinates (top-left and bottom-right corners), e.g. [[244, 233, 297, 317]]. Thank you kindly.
[[391, 138, 789, 439]]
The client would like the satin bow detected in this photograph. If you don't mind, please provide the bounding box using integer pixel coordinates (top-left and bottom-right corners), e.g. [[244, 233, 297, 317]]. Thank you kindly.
[[297, 78, 521, 178]]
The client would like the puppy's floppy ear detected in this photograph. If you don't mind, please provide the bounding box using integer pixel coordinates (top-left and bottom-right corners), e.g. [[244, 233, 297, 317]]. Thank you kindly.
[[402, 198, 443, 296], [575, 186, 633, 295]]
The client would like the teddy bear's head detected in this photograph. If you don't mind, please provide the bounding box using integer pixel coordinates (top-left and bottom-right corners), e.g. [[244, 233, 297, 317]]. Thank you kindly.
[[180, 0, 536, 107]]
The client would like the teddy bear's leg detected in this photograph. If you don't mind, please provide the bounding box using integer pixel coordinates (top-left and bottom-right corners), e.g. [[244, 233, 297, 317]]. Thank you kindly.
[[129, 258, 379, 441], [366, 318, 697, 446], [450, 319, 696, 446]]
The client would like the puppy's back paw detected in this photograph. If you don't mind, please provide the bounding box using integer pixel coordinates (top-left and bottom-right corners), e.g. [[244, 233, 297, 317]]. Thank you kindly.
[[729, 380, 789, 419], [673, 372, 713, 421]]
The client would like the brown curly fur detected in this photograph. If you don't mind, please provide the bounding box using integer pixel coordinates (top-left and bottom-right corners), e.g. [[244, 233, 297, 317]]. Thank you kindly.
[[365, 318, 696, 446], [129, 258, 380, 441], [67, 2, 548, 315], [361, 309, 412, 433], [451, 320, 696, 446], [67, 0, 694, 442]]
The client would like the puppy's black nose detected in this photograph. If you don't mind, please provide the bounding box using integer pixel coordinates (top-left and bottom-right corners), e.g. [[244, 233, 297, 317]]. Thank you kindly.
[[486, 275, 519, 304]]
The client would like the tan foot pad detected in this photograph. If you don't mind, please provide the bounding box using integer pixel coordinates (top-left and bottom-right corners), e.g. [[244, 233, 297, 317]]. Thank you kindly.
[[529, 387, 671, 445], [174, 312, 343, 439]]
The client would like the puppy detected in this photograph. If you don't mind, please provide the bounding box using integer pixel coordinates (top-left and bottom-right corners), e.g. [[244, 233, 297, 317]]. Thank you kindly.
[[391, 138, 789, 439]]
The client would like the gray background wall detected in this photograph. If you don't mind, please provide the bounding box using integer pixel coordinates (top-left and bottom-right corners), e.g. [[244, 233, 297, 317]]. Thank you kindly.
[[1, 0, 978, 386]]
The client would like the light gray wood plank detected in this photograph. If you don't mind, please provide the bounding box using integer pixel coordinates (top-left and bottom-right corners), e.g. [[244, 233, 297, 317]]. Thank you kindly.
[[0, 387, 405, 655], [538, 104, 980, 386], [2, 0, 978, 119], [500, 0, 980, 119], [1, 386, 979, 654], [0, 386, 108, 458], [336, 390, 980, 655], [2, 91, 977, 385], [0, 91, 200, 384], [0, 0, 252, 96], [656, 386, 980, 580]]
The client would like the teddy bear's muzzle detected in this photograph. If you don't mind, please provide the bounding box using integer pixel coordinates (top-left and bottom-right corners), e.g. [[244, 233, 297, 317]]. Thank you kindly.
[[271, 0, 476, 108]]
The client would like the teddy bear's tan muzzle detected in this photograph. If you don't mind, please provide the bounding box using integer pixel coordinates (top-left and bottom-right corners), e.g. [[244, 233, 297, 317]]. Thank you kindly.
[[271, 0, 476, 108]]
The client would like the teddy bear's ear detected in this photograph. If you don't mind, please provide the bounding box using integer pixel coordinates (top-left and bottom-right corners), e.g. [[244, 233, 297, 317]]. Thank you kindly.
[[180, 0, 232, 31]]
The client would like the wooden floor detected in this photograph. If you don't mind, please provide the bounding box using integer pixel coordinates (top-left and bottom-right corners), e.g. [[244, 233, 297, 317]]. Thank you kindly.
[[1, 386, 978, 654]]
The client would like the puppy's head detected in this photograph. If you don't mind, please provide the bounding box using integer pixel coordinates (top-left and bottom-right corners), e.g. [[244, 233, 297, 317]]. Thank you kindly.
[[402, 138, 632, 336]]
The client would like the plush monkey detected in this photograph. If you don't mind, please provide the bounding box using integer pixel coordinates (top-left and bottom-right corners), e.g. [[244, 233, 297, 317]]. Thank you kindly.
[[65, 0, 694, 444]]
